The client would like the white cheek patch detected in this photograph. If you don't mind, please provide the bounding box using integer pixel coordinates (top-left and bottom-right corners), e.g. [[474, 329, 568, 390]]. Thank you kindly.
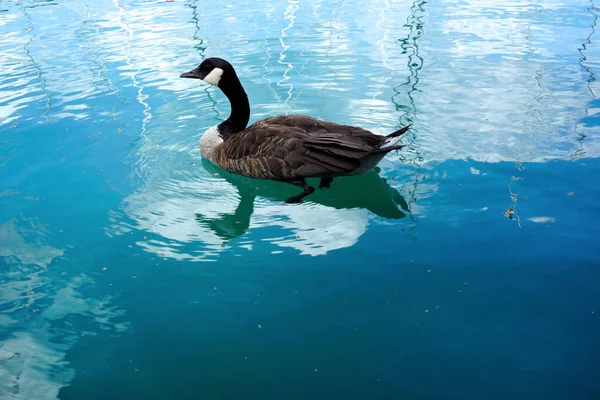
[[203, 68, 224, 85]]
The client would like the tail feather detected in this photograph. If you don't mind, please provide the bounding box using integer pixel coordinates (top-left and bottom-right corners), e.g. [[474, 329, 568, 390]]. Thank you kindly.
[[386, 125, 411, 138], [378, 124, 411, 151], [371, 144, 406, 155]]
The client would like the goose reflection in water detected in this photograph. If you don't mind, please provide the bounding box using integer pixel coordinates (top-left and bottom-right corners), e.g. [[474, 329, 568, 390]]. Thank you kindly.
[[195, 157, 410, 240]]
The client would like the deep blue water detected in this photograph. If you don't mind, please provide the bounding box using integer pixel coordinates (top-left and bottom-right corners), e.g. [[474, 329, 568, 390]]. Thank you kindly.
[[1, 0, 599, 399]]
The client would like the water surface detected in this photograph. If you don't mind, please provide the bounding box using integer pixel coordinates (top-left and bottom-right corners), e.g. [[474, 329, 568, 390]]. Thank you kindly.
[[1, 0, 599, 399]]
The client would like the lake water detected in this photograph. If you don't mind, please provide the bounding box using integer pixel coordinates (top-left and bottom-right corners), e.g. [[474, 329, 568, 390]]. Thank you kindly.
[[1, 0, 599, 398]]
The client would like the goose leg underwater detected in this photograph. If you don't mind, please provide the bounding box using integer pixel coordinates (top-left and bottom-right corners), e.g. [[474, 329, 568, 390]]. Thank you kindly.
[[180, 57, 411, 204]]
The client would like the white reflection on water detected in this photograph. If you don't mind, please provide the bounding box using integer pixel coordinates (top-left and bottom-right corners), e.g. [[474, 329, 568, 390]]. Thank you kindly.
[[0, 217, 130, 399], [112, 174, 374, 258], [0, 332, 73, 400]]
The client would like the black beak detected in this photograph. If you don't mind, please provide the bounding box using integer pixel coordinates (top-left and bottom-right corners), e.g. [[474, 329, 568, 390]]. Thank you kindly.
[[180, 69, 199, 79]]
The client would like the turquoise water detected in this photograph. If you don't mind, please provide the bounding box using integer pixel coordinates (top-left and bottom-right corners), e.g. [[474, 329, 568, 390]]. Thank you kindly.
[[1, 0, 600, 398]]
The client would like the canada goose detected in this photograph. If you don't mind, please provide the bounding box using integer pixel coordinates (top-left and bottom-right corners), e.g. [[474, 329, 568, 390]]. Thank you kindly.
[[180, 57, 411, 203]]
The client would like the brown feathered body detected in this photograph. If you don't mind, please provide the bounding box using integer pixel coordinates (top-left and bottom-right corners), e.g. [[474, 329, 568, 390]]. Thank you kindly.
[[204, 114, 408, 181]]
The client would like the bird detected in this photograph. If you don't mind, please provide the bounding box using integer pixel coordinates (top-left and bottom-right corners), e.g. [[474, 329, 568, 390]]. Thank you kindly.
[[180, 57, 411, 204]]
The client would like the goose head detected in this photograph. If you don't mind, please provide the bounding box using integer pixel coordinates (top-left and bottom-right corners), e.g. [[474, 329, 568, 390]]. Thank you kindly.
[[180, 57, 236, 87], [180, 57, 250, 137]]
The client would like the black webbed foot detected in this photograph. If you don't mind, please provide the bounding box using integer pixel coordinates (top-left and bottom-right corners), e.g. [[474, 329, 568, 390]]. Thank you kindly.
[[319, 177, 333, 189], [284, 179, 315, 203]]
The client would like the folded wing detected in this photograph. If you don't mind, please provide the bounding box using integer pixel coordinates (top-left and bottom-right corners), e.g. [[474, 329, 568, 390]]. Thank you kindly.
[[214, 115, 394, 179]]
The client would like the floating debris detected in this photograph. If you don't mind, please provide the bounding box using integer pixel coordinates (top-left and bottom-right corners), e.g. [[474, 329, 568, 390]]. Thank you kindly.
[[528, 216, 555, 224], [568, 192, 574, 197], [257, 324, 263, 329], [102, 266, 107, 271]]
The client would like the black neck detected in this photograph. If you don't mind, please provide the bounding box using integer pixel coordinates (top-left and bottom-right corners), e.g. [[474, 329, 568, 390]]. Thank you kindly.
[[217, 75, 250, 138]]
